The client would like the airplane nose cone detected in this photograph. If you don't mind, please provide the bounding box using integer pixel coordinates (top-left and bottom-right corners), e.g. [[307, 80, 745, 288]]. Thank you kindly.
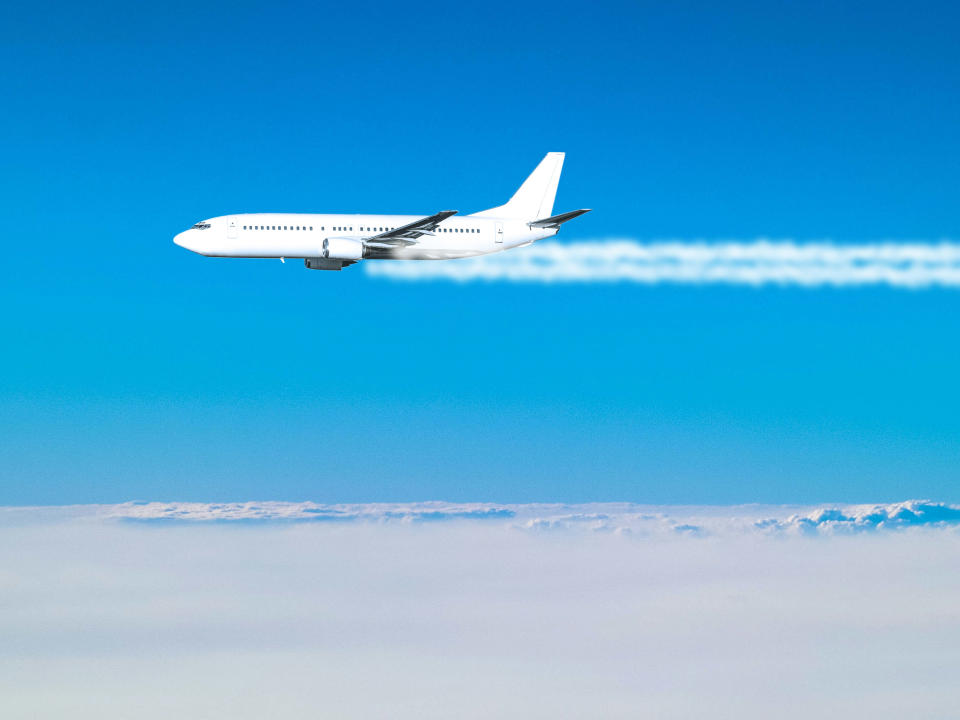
[[174, 230, 199, 253]]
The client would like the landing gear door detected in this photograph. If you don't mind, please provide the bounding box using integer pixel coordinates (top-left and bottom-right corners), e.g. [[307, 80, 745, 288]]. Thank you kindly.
[[227, 218, 238, 239], [495, 221, 504, 243]]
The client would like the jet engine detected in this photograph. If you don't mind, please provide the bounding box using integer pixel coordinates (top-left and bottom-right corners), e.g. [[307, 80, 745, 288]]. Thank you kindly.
[[322, 238, 364, 260]]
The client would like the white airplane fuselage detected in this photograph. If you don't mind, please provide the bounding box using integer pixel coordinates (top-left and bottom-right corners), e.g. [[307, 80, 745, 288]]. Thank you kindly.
[[173, 152, 588, 270], [173, 213, 557, 261]]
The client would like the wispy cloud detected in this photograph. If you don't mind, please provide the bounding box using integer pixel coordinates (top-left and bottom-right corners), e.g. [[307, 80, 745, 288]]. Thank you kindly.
[[365, 240, 960, 288]]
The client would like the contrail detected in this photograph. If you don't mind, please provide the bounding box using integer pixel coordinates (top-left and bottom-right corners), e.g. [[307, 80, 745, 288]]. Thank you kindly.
[[364, 239, 960, 288]]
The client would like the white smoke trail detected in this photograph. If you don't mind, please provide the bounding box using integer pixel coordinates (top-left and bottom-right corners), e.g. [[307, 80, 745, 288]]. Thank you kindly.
[[364, 239, 960, 288]]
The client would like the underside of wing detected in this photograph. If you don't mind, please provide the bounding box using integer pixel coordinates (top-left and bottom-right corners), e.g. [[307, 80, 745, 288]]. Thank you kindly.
[[304, 258, 358, 271], [364, 210, 457, 248]]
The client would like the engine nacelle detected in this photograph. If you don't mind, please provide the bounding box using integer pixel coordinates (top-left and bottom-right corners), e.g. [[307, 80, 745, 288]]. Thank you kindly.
[[323, 237, 364, 260]]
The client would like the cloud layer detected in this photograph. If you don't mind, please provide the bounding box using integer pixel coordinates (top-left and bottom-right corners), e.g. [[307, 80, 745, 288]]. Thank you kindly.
[[365, 239, 960, 287], [10, 499, 958, 536], [2, 501, 959, 719]]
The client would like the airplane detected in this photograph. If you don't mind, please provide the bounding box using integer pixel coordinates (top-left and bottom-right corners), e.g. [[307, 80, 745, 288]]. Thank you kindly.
[[173, 152, 589, 271]]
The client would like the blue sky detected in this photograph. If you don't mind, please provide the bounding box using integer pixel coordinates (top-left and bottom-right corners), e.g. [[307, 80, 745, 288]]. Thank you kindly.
[[2, 0, 960, 504]]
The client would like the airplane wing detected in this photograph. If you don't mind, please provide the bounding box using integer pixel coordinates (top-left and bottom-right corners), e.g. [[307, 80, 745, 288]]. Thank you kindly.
[[364, 210, 457, 248]]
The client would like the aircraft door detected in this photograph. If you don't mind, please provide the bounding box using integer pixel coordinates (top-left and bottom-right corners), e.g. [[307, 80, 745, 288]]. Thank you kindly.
[[495, 221, 504, 243], [227, 218, 238, 239]]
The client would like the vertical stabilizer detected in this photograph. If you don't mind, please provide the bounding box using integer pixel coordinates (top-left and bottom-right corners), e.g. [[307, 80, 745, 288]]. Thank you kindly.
[[473, 152, 565, 220]]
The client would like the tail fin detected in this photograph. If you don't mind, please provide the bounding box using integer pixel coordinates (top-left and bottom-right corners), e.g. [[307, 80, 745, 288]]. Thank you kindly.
[[472, 152, 565, 220]]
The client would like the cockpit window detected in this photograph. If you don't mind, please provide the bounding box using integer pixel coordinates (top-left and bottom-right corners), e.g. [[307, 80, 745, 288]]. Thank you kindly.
[[191, 222, 211, 230]]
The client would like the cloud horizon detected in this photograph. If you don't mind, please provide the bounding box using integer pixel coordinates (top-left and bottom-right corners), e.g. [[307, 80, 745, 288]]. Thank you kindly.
[[4, 499, 960, 536]]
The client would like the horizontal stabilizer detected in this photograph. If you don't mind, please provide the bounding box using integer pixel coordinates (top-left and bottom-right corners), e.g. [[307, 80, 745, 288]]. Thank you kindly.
[[527, 209, 591, 228]]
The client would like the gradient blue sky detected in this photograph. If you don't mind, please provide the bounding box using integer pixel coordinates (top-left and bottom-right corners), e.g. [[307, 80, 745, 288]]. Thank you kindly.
[[2, 0, 959, 504]]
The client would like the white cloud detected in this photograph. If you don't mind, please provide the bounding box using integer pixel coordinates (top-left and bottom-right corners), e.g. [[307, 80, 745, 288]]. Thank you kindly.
[[1, 501, 959, 718], [9, 499, 957, 536], [365, 239, 960, 287]]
